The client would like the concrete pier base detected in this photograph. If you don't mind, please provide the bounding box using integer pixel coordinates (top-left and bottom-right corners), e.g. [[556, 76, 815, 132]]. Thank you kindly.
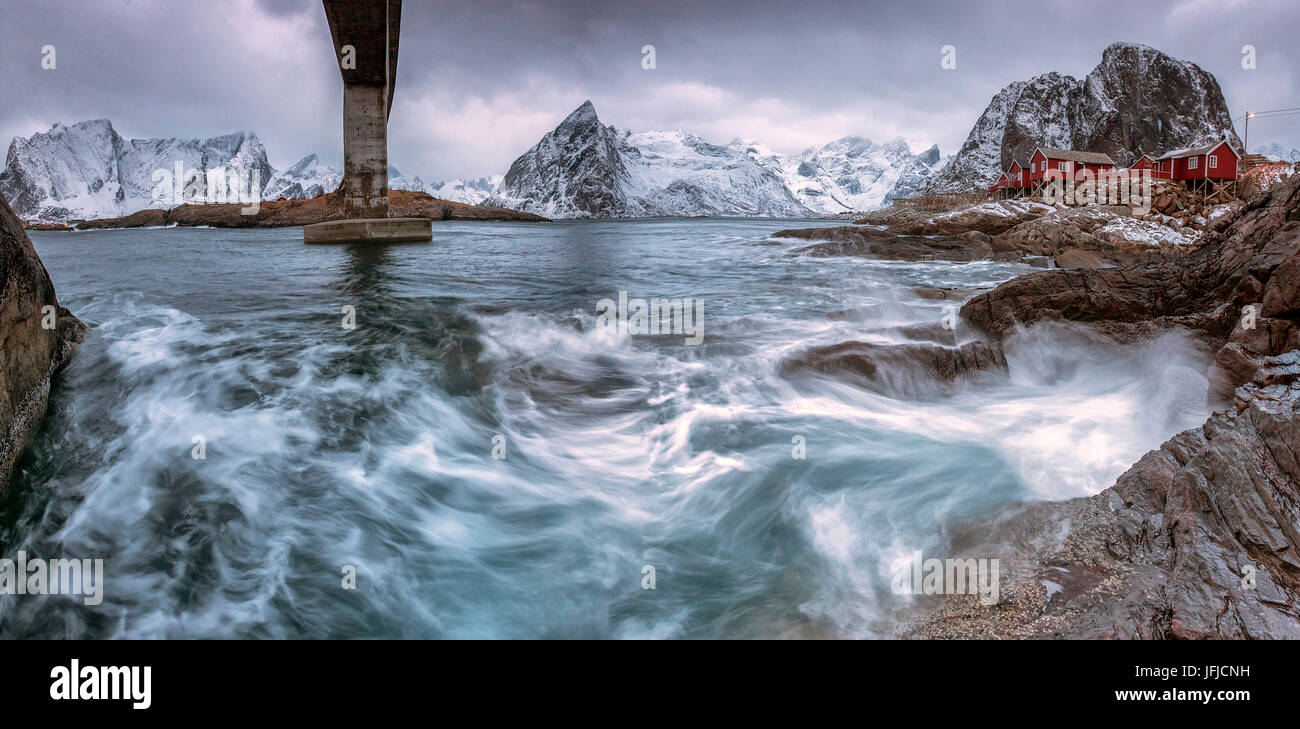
[[303, 217, 432, 244]]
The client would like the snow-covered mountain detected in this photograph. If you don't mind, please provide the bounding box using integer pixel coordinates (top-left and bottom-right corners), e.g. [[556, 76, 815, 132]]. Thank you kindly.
[[388, 167, 501, 205], [262, 153, 341, 200], [0, 119, 275, 221], [926, 43, 1241, 192], [485, 101, 939, 218], [1255, 143, 1300, 163], [424, 176, 501, 205], [485, 101, 811, 218], [757, 136, 945, 214]]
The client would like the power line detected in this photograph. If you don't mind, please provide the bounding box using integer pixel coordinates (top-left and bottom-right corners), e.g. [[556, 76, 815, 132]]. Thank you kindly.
[[1234, 106, 1300, 121]]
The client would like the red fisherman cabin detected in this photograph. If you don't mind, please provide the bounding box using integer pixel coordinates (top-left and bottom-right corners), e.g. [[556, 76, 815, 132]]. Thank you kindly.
[[1127, 153, 1171, 178], [1156, 141, 1239, 181], [1028, 147, 1117, 186]]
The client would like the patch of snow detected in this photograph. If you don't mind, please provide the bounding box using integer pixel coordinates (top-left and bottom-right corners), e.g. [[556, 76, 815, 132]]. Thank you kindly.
[[1096, 216, 1201, 247]]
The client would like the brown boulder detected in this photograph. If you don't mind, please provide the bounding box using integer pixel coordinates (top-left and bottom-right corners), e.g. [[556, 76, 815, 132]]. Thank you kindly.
[[0, 194, 85, 493], [1052, 248, 1108, 269]]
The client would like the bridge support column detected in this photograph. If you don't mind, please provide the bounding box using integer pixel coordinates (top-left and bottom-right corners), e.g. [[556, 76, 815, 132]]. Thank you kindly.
[[342, 83, 390, 219], [305, 0, 431, 243]]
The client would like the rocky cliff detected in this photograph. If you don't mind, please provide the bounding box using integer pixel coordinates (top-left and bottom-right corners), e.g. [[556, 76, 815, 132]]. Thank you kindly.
[[927, 43, 1241, 192], [902, 173, 1300, 638], [0, 193, 84, 493]]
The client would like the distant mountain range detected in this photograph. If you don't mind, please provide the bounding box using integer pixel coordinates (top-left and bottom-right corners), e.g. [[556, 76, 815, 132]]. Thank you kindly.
[[484, 100, 945, 218], [0, 120, 501, 221], [1255, 143, 1300, 163], [1, 109, 945, 221], [925, 43, 1242, 193]]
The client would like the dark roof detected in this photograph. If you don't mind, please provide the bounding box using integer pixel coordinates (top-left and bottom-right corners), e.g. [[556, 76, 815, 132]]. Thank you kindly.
[[1037, 147, 1117, 165]]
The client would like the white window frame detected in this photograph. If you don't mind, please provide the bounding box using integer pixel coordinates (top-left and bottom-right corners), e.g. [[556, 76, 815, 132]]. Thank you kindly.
[[1208, 155, 1218, 169], [1058, 161, 1067, 171], [1189, 156, 1198, 170]]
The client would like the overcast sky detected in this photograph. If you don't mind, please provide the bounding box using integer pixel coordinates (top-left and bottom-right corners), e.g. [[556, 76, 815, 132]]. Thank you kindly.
[[2, 0, 1297, 181]]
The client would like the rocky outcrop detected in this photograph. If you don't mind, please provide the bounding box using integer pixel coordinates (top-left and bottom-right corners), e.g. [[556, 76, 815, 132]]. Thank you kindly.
[[906, 173, 1300, 638], [0, 193, 84, 493], [926, 43, 1240, 192], [779, 199, 1200, 268], [1238, 161, 1298, 202], [856, 198, 1055, 236], [783, 340, 1007, 397], [907, 352, 1300, 639], [961, 174, 1300, 353], [774, 225, 1012, 262], [73, 189, 547, 229]]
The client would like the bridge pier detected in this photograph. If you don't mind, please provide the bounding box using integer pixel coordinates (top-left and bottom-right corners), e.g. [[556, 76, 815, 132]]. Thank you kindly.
[[305, 0, 431, 243]]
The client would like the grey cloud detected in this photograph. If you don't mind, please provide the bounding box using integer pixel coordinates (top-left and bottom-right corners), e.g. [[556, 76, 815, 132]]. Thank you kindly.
[[1, 0, 1296, 181]]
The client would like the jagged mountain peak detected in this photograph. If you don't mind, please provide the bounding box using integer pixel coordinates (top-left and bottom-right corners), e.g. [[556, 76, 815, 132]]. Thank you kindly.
[[1099, 41, 1162, 62], [925, 44, 1240, 192], [568, 99, 598, 120], [283, 153, 321, 175]]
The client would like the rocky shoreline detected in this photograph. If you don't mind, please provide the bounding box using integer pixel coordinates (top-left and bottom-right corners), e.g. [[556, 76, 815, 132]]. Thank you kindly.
[[0, 195, 84, 494], [61, 189, 547, 230], [780, 174, 1300, 638]]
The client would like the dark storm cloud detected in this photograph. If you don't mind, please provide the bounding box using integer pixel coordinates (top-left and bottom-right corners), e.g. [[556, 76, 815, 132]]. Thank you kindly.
[[1, 0, 1296, 180]]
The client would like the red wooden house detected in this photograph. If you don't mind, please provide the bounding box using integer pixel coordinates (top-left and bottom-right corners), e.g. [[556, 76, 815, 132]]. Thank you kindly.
[[988, 172, 1009, 196], [1127, 153, 1171, 178], [1008, 159, 1026, 186], [1028, 147, 1117, 187], [1155, 140, 1239, 181]]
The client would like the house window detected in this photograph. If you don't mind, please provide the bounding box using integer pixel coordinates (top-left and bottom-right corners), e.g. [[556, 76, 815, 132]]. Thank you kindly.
[[1058, 161, 1067, 171], [1189, 157, 1198, 170], [1209, 155, 1218, 169], [1031, 162, 1037, 172]]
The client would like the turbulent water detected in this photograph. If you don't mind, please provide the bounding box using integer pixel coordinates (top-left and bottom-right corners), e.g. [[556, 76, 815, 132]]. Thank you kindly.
[[1, 219, 1212, 639]]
